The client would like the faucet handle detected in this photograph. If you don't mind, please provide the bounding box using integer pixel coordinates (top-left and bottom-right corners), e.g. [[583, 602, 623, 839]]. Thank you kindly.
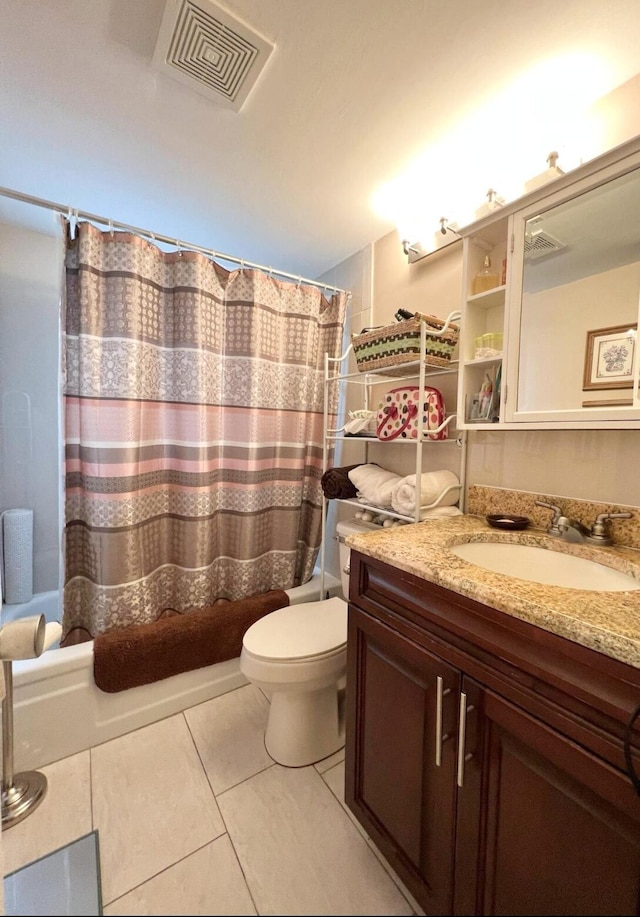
[[587, 512, 633, 545], [535, 500, 563, 535]]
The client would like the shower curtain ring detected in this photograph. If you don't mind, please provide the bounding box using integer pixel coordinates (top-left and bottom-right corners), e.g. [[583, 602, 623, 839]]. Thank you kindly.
[[176, 240, 183, 257], [108, 220, 114, 239]]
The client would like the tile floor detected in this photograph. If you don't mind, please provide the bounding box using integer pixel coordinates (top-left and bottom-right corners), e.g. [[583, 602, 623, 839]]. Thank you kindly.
[[2, 683, 425, 915]]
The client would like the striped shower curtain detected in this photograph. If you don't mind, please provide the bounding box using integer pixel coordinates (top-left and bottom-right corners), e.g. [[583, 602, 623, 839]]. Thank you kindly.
[[62, 222, 347, 644]]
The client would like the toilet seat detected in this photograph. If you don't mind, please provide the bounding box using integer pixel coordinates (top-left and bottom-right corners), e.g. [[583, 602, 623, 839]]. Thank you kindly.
[[242, 596, 347, 662]]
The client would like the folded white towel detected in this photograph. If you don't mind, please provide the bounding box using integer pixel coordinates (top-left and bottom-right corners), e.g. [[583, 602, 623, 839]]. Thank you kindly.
[[348, 464, 403, 509], [417, 505, 463, 521], [391, 470, 461, 517]]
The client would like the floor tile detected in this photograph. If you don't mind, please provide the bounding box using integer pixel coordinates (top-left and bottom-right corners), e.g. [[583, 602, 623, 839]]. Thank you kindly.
[[2, 751, 92, 876], [217, 763, 414, 915], [313, 746, 345, 775], [91, 714, 226, 905], [322, 761, 425, 916], [103, 834, 257, 916], [321, 758, 348, 804], [185, 684, 273, 794]]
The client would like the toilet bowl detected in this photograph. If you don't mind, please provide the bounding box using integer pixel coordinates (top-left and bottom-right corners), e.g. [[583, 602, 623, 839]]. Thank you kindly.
[[239, 517, 375, 767]]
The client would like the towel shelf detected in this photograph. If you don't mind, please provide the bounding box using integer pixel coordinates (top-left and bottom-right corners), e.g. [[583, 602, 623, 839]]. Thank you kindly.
[[320, 315, 468, 593]]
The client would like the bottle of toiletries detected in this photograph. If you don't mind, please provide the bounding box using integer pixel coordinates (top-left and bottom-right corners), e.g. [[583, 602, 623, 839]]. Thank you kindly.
[[472, 255, 499, 294]]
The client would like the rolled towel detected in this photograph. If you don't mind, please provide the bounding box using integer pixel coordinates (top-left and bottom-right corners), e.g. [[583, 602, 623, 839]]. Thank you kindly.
[[391, 470, 461, 517], [348, 463, 403, 509], [321, 464, 360, 500]]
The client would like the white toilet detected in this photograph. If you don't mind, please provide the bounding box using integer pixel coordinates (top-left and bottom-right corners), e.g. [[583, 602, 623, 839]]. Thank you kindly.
[[240, 518, 372, 767]]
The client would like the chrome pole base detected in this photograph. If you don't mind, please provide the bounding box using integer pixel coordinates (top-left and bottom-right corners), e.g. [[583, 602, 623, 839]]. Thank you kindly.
[[2, 770, 47, 829]]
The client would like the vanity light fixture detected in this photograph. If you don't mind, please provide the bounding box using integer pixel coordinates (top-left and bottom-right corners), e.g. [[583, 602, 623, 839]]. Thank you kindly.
[[474, 188, 506, 221], [402, 239, 422, 257], [403, 218, 462, 263], [524, 150, 565, 194]]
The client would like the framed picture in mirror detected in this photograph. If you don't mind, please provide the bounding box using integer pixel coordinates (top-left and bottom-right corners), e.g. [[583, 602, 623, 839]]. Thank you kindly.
[[583, 324, 637, 392]]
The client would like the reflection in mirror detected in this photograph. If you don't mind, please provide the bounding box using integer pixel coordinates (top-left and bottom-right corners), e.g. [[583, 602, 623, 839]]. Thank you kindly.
[[517, 167, 640, 413]]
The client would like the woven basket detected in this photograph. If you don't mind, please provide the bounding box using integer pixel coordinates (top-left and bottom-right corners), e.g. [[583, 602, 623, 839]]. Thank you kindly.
[[352, 315, 459, 374]]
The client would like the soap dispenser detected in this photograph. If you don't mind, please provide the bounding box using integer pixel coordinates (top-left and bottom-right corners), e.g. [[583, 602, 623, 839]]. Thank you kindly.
[[472, 255, 500, 294]]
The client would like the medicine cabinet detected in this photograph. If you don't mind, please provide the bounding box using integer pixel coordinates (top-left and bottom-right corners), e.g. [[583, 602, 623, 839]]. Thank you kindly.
[[457, 134, 640, 429]]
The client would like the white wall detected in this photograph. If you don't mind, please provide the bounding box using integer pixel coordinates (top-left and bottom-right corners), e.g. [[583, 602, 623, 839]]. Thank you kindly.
[[2, 75, 640, 598], [0, 221, 63, 594], [316, 73, 640, 545], [317, 245, 373, 582], [329, 218, 640, 516], [316, 209, 640, 575]]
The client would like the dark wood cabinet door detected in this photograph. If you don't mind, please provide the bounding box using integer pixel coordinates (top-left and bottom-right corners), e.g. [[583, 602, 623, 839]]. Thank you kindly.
[[345, 605, 461, 915], [455, 678, 640, 916]]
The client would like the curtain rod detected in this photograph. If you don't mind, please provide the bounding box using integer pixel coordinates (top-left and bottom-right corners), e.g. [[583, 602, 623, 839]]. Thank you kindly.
[[0, 185, 350, 296]]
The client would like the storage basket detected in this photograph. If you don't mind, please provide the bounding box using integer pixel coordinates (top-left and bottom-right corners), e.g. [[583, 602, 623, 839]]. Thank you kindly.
[[351, 315, 459, 374]]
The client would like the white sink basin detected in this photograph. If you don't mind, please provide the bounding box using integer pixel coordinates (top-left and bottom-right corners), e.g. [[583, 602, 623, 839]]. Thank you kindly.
[[449, 541, 640, 591]]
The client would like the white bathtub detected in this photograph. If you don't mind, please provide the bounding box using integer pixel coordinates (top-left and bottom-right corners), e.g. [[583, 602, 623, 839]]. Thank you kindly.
[[3, 573, 342, 772]]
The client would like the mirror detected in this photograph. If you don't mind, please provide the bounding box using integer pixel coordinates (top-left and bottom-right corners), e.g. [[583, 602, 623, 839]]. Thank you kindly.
[[515, 165, 640, 415]]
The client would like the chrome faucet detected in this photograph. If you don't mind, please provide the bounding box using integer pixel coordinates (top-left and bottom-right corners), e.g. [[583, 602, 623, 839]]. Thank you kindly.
[[586, 512, 633, 546], [534, 500, 564, 537], [535, 500, 633, 546], [555, 516, 591, 544]]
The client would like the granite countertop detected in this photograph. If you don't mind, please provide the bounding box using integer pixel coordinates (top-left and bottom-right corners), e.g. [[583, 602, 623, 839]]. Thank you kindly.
[[345, 514, 640, 669]]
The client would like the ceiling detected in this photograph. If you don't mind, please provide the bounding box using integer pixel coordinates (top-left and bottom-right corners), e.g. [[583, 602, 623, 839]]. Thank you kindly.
[[1, 0, 640, 282]]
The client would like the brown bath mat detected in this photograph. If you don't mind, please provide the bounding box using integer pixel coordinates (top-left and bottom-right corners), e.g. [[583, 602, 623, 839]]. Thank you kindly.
[[93, 589, 289, 693]]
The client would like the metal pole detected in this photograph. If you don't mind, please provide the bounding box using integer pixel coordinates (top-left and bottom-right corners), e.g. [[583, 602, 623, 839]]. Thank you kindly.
[[0, 185, 350, 295], [2, 661, 14, 791], [1, 659, 48, 828]]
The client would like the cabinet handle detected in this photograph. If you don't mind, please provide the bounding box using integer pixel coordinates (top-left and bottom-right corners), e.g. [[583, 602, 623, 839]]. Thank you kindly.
[[435, 675, 452, 767], [456, 692, 475, 787]]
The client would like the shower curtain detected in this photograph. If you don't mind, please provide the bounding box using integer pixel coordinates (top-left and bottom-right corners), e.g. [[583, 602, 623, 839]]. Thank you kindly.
[[62, 221, 348, 644]]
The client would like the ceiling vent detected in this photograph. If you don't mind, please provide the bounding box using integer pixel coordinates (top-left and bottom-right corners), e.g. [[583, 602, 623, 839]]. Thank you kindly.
[[153, 0, 274, 111], [524, 228, 567, 261]]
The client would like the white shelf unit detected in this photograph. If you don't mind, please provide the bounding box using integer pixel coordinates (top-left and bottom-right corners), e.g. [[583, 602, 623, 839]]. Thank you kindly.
[[457, 214, 510, 428], [319, 316, 467, 593]]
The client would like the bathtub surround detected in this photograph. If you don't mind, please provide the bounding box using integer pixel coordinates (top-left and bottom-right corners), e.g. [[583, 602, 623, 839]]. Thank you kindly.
[[93, 588, 289, 693], [7, 574, 341, 773], [63, 221, 348, 642]]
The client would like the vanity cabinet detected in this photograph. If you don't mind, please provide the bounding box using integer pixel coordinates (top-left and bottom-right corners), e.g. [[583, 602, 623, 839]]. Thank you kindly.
[[345, 551, 640, 915]]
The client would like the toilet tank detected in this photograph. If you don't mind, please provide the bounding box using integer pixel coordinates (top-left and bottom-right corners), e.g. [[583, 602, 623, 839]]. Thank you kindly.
[[335, 518, 379, 599]]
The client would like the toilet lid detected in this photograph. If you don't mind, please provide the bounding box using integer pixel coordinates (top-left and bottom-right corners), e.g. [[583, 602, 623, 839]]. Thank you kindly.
[[242, 596, 347, 661]]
